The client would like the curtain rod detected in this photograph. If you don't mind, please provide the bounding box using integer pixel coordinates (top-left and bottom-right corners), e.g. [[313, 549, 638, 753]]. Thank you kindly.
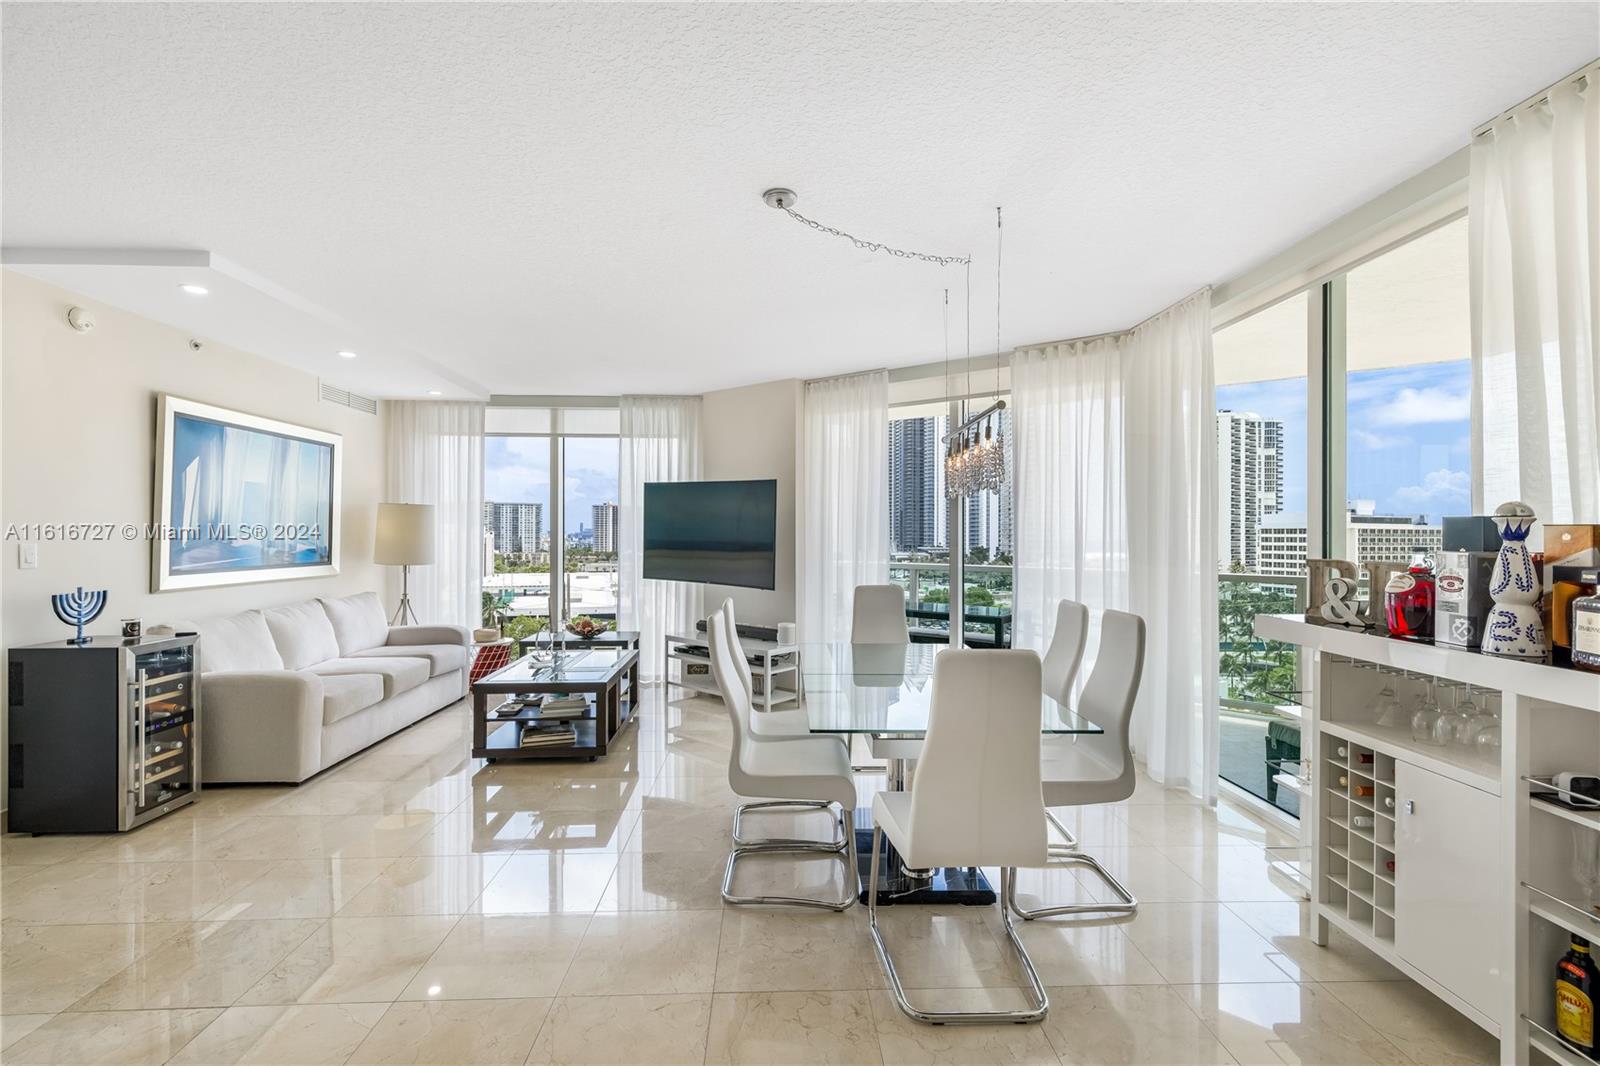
[[1473, 57, 1597, 138]]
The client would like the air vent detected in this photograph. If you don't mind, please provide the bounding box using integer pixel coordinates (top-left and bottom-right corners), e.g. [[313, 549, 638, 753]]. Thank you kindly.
[[319, 381, 378, 415]]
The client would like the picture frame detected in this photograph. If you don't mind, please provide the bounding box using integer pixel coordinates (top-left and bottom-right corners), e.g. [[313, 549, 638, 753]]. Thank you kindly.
[[152, 395, 342, 591]]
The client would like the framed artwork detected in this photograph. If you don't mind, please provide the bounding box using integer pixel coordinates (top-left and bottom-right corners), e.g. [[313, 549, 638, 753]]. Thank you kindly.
[[152, 395, 342, 591]]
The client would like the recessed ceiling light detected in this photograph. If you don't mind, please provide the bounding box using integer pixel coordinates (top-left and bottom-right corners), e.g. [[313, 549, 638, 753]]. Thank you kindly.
[[337, 350, 358, 359], [426, 389, 442, 396], [179, 284, 209, 296]]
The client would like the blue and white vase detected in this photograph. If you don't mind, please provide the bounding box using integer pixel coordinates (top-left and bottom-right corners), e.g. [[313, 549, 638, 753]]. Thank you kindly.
[[1483, 500, 1546, 659]]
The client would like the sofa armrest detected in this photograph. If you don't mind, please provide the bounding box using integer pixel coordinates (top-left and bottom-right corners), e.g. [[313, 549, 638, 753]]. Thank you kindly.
[[200, 671, 323, 784], [387, 624, 471, 648]]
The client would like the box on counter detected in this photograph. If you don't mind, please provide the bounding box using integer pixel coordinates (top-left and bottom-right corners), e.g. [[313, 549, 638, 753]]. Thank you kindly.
[[1546, 525, 1600, 570], [1435, 551, 1496, 649], [1442, 516, 1502, 553]]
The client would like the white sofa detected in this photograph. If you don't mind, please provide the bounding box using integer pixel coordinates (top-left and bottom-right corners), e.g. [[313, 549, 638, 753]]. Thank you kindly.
[[193, 591, 470, 783]]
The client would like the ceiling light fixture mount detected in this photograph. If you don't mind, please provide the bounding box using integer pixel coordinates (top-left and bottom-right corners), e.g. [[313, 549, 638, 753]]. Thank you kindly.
[[762, 188, 797, 210]]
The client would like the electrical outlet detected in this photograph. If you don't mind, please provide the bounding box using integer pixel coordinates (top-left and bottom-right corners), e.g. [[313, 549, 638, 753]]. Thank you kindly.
[[18, 543, 37, 569]]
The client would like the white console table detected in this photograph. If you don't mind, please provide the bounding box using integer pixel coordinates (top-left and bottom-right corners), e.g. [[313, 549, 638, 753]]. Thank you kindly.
[[1256, 613, 1600, 1065], [663, 630, 800, 711]]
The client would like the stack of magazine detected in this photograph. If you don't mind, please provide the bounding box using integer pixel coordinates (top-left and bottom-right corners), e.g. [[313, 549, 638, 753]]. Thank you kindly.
[[538, 694, 589, 720], [519, 721, 577, 748]]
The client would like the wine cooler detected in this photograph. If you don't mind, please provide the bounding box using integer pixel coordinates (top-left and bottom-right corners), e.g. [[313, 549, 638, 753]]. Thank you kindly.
[[7, 634, 200, 833]]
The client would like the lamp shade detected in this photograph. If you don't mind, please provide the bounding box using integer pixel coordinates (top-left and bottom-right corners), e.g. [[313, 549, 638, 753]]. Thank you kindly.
[[374, 503, 436, 566]]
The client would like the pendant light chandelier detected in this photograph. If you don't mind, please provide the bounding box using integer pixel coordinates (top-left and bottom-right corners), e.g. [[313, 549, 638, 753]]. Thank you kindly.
[[763, 188, 1006, 497], [941, 207, 1006, 498]]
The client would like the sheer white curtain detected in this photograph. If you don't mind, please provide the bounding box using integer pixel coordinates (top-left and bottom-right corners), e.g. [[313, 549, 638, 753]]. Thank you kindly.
[[385, 400, 485, 630], [800, 370, 889, 644], [1471, 64, 1599, 525], [1011, 291, 1218, 800], [620, 395, 703, 681]]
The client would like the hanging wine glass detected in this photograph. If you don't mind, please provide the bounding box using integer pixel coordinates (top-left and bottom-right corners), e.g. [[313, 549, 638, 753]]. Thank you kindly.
[[1373, 673, 1405, 730], [1411, 677, 1443, 746]]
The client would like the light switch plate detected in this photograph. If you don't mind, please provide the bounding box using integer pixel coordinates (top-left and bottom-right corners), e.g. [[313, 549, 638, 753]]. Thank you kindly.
[[18, 543, 38, 569]]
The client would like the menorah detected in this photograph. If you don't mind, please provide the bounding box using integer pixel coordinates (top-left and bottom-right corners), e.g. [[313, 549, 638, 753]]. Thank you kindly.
[[51, 586, 107, 645]]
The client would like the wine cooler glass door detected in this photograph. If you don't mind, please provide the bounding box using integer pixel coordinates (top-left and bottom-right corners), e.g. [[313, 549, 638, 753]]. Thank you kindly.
[[130, 646, 197, 821]]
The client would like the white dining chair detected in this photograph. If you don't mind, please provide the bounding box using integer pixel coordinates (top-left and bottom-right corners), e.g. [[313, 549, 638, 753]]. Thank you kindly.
[[1007, 608, 1145, 920], [710, 602, 846, 847], [851, 584, 911, 643], [709, 606, 860, 910], [1038, 598, 1090, 849], [722, 599, 834, 744], [866, 649, 1050, 1024], [851, 584, 918, 773]]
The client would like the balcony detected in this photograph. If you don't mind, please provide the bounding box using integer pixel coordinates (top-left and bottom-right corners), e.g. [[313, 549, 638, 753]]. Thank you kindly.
[[889, 561, 1013, 647], [1218, 571, 1306, 818]]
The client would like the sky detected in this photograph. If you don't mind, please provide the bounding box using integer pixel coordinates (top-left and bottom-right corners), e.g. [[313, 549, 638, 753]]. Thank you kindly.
[[1216, 359, 1471, 524], [484, 436, 619, 535]]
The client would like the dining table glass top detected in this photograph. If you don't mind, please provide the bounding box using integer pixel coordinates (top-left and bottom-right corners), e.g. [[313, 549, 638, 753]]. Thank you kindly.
[[794, 641, 1101, 736]]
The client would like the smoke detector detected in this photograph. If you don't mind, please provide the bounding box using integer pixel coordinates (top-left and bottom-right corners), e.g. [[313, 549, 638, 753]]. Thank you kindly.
[[762, 188, 797, 210]]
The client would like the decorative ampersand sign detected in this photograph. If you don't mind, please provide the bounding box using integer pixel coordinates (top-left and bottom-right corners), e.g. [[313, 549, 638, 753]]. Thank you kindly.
[[1319, 573, 1364, 627]]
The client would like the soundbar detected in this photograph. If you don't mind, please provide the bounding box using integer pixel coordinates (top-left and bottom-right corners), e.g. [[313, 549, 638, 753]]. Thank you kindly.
[[694, 618, 780, 643]]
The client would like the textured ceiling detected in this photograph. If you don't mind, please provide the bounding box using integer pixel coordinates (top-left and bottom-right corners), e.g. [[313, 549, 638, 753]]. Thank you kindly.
[[3, 3, 1595, 397]]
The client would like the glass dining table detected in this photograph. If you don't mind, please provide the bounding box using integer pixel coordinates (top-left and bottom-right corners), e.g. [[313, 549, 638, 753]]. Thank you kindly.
[[792, 642, 1102, 905]]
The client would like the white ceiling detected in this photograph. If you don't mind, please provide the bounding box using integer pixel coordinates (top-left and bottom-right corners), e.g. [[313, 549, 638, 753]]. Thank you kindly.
[[3, 3, 1595, 399]]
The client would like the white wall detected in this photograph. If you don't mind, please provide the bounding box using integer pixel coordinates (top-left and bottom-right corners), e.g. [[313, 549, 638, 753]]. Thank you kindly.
[[1, 269, 389, 800], [699, 378, 801, 627]]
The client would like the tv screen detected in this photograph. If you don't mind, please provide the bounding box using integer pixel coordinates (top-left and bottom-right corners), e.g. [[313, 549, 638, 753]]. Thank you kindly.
[[643, 479, 777, 590]]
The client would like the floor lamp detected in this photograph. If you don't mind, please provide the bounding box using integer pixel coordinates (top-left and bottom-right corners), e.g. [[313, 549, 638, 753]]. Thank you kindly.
[[375, 503, 435, 625]]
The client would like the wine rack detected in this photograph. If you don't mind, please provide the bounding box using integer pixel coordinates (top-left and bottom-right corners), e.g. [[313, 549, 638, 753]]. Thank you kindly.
[[1322, 736, 1398, 945]]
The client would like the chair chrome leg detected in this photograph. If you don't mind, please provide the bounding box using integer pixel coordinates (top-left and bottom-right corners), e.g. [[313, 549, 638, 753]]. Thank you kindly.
[[732, 800, 847, 852], [1004, 848, 1138, 920], [1045, 809, 1079, 852], [722, 805, 859, 910], [867, 830, 1048, 1025]]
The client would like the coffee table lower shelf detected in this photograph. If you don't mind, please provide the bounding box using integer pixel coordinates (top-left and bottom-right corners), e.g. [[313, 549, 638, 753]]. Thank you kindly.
[[473, 697, 635, 762]]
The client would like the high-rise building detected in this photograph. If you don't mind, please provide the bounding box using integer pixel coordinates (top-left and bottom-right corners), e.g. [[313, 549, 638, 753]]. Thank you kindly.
[[483, 500, 544, 556], [1252, 505, 1444, 578], [1216, 410, 1284, 571], [591, 501, 619, 554], [888, 415, 947, 553]]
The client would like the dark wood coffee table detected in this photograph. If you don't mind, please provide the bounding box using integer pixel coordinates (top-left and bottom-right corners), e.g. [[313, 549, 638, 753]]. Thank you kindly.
[[471, 647, 639, 762]]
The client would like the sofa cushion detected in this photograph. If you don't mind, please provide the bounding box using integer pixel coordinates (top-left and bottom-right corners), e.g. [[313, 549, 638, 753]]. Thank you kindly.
[[320, 673, 385, 725], [196, 610, 284, 673], [350, 643, 467, 678], [309, 656, 429, 698], [320, 592, 390, 655], [262, 601, 341, 671]]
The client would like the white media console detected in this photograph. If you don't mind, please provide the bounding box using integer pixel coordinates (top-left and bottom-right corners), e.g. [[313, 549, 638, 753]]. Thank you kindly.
[[1257, 613, 1600, 1065], [663, 630, 801, 711]]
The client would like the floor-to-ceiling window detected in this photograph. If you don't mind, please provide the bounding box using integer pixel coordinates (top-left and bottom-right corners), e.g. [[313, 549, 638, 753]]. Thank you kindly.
[[885, 392, 1013, 646], [1209, 213, 1472, 819], [1213, 292, 1311, 817], [1333, 216, 1470, 571], [484, 405, 620, 639]]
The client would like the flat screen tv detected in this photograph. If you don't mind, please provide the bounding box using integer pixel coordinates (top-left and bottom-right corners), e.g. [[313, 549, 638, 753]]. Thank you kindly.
[[153, 395, 341, 591], [643, 479, 776, 590]]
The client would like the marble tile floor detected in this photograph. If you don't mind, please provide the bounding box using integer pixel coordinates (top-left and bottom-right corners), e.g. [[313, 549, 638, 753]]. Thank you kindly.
[[0, 689, 1499, 1065]]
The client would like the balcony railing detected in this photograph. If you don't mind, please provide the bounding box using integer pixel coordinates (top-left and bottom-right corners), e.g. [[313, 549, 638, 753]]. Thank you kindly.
[[888, 561, 1014, 647], [1217, 571, 1306, 818]]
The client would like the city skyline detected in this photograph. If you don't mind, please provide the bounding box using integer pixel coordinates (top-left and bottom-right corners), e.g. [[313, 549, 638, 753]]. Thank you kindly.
[[484, 435, 620, 538]]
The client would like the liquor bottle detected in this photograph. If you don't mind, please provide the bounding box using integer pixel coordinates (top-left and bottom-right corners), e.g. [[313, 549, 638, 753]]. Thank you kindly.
[[1385, 547, 1437, 642], [1572, 575, 1600, 675], [1557, 935, 1600, 1057]]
